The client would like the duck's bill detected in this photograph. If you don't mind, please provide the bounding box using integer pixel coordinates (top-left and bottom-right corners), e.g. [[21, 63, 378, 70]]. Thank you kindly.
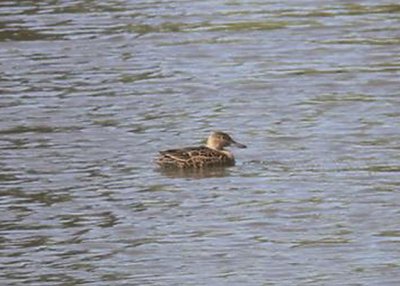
[[232, 140, 247, 148]]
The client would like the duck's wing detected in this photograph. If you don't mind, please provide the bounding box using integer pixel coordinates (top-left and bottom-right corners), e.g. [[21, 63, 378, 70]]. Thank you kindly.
[[159, 146, 211, 161], [157, 146, 232, 168]]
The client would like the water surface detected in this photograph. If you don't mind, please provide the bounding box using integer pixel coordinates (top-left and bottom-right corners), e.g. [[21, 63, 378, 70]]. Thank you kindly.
[[1, 0, 400, 285]]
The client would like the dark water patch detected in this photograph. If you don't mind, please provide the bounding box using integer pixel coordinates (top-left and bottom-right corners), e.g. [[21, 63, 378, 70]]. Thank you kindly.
[[320, 38, 400, 45], [302, 93, 377, 104], [0, 28, 63, 42], [0, 173, 18, 182], [0, 137, 54, 150], [375, 230, 400, 237], [343, 3, 400, 15], [207, 20, 288, 31], [356, 137, 398, 147], [0, 221, 51, 231], [128, 237, 160, 248], [138, 184, 173, 193], [292, 237, 352, 248], [158, 37, 244, 46], [0, 125, 83, 135], [0, 188, 72, 207], [0, 125, 57, 135], [0, 99, 23, 108], [365, 165, 400, 173], [120, 70, 166, 83], [92, 119, 119, 127], [14, 236, 49, 248], [280, 10, 336, 18], [317, 165, 400, 174], [51, 2, 126, 14], [157, 166, 232, 179], [29, 274, 87, 286], [286, 66, 400, 76], [56, 212, 119, 229]]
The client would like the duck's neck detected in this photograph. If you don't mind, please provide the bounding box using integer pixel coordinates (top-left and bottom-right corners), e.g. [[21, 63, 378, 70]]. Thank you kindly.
[[205, 144, 233, 159], [206, 143, 223, 151], [206, 139, 224, 150]]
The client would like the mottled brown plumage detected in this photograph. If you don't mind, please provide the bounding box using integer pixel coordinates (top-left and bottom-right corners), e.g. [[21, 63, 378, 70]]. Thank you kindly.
[[156, 131, 246, 169]]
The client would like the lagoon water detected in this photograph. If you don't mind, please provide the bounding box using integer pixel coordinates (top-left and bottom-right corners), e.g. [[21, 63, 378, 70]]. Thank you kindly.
[[1, 1, 400, 285]]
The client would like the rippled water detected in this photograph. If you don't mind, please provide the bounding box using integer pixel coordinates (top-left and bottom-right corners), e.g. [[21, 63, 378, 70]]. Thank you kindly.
[[1, 1, 400, 285]]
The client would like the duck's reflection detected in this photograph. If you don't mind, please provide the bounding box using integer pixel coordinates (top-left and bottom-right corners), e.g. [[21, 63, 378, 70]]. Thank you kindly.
[[157, 166, 231, 179]]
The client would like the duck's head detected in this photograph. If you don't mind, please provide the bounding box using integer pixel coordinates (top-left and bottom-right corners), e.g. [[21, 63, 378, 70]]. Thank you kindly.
[[206, 131, 247, 150]]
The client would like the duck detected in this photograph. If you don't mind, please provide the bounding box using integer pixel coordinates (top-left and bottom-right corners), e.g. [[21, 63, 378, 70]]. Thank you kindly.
[[155, 131, 246, 169]]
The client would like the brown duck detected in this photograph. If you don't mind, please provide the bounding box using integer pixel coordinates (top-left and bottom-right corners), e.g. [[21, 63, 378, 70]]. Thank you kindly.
[[156, 131, 246, 169]]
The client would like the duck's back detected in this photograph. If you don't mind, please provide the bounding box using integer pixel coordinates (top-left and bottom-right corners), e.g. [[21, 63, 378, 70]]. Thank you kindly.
[[156, 146, 234, 168]]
